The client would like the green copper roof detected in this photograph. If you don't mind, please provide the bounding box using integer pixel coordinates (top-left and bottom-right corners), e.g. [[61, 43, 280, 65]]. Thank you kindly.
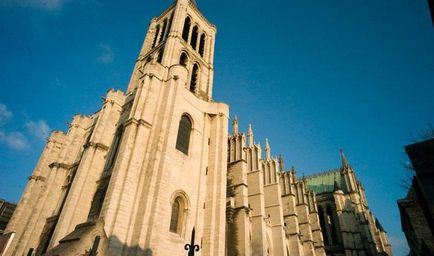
[[305, 169, 347, 194]]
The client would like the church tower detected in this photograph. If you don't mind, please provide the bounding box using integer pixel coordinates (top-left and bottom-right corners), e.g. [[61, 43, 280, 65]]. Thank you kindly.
[[3, 1, 229, 255], [127, 0, 216, 101]]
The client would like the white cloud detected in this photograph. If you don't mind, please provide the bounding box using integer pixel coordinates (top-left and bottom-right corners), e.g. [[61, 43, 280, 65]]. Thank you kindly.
[[0, 104, 13, 126], [1, 0, 70, 11], [25, 120, 50, 141], [0, 131, 29, 150], [98, 43, 114, 64]]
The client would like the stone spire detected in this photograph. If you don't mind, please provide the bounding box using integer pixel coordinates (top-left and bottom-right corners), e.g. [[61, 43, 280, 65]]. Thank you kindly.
[[291, 166, 296, 174], [290, 166, 297, 182], [265, 139, 271, 160], [247, 124, 254, 147], [340, 148, 350, 169], [232, 115, 239, 135], [278, 155, 285, 173]]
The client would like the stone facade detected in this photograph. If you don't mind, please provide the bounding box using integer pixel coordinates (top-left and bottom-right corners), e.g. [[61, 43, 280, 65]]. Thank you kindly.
[[3, 1, 391, 255], [226, 120, 391, 256]]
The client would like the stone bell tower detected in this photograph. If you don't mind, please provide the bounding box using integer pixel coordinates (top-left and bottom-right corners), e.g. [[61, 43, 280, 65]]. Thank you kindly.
[[128, 0, 216, 101], [3, 1, 228, 255]]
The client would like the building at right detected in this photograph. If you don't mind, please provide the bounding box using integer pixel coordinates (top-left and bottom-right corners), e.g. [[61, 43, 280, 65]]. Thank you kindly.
[[226, 120, 392, 256], [398, 138, 434, 255]]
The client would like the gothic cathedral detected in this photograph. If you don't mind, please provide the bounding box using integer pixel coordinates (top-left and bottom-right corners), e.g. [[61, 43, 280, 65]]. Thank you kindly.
[[2, 0, 392, 255]]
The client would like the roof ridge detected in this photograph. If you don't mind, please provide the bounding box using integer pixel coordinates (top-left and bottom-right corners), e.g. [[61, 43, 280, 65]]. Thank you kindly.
[[304, 168, 341, 179]]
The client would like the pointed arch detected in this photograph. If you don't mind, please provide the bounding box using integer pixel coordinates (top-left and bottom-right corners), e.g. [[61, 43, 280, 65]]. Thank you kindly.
[[199, 33, 206, 57], [182, 17, 191, 42], [190, 64, 199, 93], [176, 114, 193, 155], [190, 25, 199, 49]]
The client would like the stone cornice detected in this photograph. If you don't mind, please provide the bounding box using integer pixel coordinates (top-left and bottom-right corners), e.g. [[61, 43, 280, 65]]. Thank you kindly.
[[124, 117, 152, 129]]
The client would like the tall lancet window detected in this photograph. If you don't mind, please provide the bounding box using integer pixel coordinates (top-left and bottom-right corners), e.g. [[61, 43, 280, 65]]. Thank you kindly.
[[190, 26, 199, 49], [158, 19, 168, 44], [176, 115, 192, 155], [199, 33, 206, 57], [88, 127, 124, 221], [190, 64, 199, 93], [182, 17, 191, 42], [152, 24, 160, 48]]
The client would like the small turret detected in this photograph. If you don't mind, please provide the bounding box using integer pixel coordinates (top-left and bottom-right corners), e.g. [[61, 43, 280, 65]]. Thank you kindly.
[[247, 124, 254, 147], [290, 166, 297, 182], [278, 155, 285, 173], [265, 139, 271, 160], [232, 115, 239, 135]]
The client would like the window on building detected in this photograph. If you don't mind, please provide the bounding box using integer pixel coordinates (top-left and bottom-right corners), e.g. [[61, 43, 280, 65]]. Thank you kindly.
[[169, 196, 186, 234], [180, 52, 188, 66], [167, 13, 174, 38], [159, 19, 167, 44], [190, 64, 199, 93], [152, 25, 160, 48], [157, 49, 164, 64], [176, 115, 192, 155], [169, 198, 181, 233], [190, 26, 199, 50], [105, 128, 123, 171], [182, 17, 191, 42], [199, 33, 206, 57]]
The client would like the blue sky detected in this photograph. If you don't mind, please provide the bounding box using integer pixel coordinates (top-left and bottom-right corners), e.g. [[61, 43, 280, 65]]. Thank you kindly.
[[0, 0, 433, 254]]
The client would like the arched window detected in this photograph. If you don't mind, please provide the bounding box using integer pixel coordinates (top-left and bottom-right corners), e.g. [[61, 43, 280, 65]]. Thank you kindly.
[[176, 115, 192, 155], [180, 52, 188, 66], [182, 17, 191, 42], [199, 33, 206, 57], [190, 64, 199, 93], [169, 198, 181, 233], [169, 196, 187, 234], [190, 26, 199, 49], [152, 24, 160, 48], [157, 49, 164, 64], [158, 19, 167, 44]]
